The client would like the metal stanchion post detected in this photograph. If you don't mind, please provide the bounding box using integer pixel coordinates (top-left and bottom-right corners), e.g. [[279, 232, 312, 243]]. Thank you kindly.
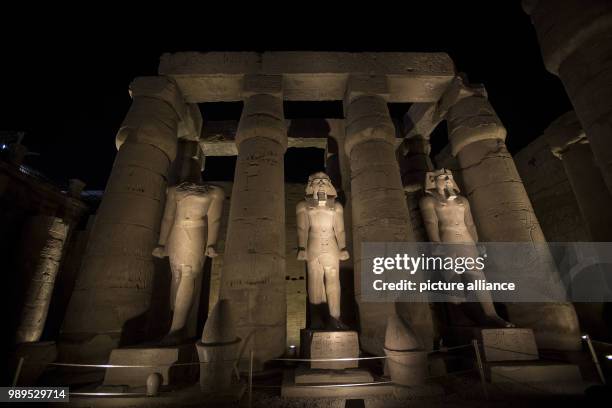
[[248, 350, 254, 408], [472, 339, 488, 400], [12, 357, 24, 387], [584, 334, 606, 384]]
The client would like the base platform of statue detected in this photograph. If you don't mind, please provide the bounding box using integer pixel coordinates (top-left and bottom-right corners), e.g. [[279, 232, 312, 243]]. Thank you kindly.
[[103, 343, 198, 388], [65, 383, 246, 408], [444, 326, 586, 393], [300, 329, 359, 369], [11, 341, 57, 386]]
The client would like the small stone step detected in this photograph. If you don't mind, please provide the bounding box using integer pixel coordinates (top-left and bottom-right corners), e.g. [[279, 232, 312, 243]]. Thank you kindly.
[[488, 361, 582, 383], [294, 366, 373, 384]]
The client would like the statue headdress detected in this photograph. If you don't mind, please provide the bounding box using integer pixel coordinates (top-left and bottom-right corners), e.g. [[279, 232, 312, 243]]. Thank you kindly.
[[424, 168, 460, 195], [305, 172, 337, 197]]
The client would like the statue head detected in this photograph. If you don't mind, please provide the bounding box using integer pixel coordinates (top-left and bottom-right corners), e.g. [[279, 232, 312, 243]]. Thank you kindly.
[[305, 172, 337, 203], [424, 168, 460, 200]]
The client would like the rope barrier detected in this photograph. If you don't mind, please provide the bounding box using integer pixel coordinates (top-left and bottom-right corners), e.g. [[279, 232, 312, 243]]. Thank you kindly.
[[35, 343, 474, 369]]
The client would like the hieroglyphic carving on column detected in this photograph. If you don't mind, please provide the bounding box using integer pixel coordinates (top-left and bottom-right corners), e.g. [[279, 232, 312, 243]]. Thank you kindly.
[[220, 75, 287, 366], [344, 75, 434, 356], [60, 77, 196, 362], [16, 216, 69, 344], [447, 85, 581, 351]]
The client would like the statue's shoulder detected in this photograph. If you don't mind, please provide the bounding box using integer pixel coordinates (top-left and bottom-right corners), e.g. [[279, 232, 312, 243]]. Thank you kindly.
[[419, 194, 436, 208], [206, 184, 225, 199], [454, 195, 469, 206], [333, 201, 344, 212], [296, 200, 309, 212]]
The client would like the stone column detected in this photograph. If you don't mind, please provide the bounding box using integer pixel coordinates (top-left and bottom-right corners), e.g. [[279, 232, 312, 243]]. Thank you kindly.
[[60, 77, 197, 362], [16, 216, 69, 343], [447, 88, 581, 351], [546, 111, 612, 242], [344, 75, 434, 356], [220, 75, 287, 366], [524, 0, 612, 195]]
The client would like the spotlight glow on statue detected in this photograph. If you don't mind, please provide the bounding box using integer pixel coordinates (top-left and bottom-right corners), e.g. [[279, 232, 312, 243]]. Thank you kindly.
[[152, 156, 224, 344], [419, 169, 513, 328], [296, 172, 350, 329]]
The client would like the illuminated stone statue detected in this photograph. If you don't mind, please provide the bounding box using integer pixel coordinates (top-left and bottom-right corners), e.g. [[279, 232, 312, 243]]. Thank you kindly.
[[296, 172, 350, 329], [419, 168, 513, 328], [152, 153, 224, 343]]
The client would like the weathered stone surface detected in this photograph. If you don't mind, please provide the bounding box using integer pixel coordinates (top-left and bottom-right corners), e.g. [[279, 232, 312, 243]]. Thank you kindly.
[[159, 52, 456, 103], [220, 80, 287, 366], [488, 362, 582, 383], [526, 0, 612, 196], [514, 136, 589, 242], [103, 345, 197, 387], [481, 328, 539, 362], [301, 330, 359, 370], [282, 370, 394, 398], [294, 366, 373, 384], [448, 89, 581, 351], [60, 86, 182, 363], [196, 301, 240, 392], [344, 80, 434, 356], [16, 216, 69, 344]]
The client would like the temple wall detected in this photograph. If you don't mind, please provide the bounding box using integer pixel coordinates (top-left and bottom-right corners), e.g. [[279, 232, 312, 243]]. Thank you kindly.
[[513, 135, 590, 242]]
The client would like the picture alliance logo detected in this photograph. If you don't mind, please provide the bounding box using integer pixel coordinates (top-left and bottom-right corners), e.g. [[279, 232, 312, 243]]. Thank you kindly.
[[371, 253, 487, 275]]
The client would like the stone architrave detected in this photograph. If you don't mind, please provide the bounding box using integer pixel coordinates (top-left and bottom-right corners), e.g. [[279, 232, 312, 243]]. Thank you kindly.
[[524, 0, 612, 196], [447, 85, 581, 351], [219, 75, 287, 367], [16, 216, 69, 344], [60, 77, 201, 363], [343, 75, 434, 356]]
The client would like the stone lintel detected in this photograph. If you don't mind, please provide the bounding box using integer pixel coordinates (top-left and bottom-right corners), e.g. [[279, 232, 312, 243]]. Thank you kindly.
[[200, 119, 402, 156], [159, 52, 456, 103]]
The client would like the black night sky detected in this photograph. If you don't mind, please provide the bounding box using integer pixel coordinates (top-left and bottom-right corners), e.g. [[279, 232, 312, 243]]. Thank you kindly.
[[2, 2, 573, 190]]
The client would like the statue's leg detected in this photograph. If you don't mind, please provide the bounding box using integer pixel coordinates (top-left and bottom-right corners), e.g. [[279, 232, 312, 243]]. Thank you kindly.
[[168, 264, 197, 334], [308, 259, 327, 329], [169, 262, 182, 312], [307, 260, 325, 305], [463, 267, 512, 327], [323, 263, 341, 319]]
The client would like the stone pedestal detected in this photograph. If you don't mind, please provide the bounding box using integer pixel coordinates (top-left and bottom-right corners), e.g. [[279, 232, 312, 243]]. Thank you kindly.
[[103, 344, 197, 388], [300, 330, 359, 369], [220, 75, 287, 367], [294, 366, 373, 384]]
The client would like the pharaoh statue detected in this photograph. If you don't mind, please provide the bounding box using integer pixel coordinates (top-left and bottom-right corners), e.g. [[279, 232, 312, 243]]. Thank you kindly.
[[152, 145, 224, 343], [296, 172, 350, 329], [419, 169, 513, 328]]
